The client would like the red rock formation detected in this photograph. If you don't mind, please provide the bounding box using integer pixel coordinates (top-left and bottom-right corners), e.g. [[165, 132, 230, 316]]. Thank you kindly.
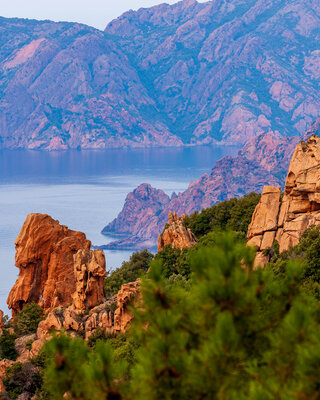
[[7, 214, 106, 316], [72, 249, 106, 311], [113, 280, 141, 333], [34, 280, 140, 345], [158, 211, 197, 252], [248, 135, 320, 267]]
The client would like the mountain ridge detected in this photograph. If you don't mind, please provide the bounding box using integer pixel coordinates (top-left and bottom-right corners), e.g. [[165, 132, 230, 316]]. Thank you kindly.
[[0, 0, 320, 148]]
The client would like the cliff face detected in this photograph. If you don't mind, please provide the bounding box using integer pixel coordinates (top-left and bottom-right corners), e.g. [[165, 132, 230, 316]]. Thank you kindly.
[[248, 134, 320, 267], [0, 280, 141, 394], [158, 211, 197, 252], [102, 131, 300, 249], [0, 18, 181, 150], [1, 0, 320, 148], [7, 214, 106, 315], [105, 0, 320, 146]]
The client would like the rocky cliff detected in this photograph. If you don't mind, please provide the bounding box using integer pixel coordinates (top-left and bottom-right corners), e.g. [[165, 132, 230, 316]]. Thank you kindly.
[[0, 280, 141, 394], [7, 214, 106, 315], [158, 211, 197, 251], [1, 0, 320, 148], [248, 134, 320, 267], [102, 131, 300, 249]]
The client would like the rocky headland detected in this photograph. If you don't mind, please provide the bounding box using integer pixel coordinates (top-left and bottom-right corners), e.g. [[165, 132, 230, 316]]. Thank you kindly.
[[102, 120, 320, 250], [248, 134, 320, 267], [0, 210, 194, 394], [102, 130, 301, 249], [1, 0, 320, 148]]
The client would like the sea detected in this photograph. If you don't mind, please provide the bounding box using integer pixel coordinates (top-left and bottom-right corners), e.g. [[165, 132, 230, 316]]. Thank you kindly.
[[0, 145, 239, 314]]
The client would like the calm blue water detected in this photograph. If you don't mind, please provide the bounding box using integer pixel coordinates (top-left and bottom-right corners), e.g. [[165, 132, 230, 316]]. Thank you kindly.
[[0, 146, 239, 314]]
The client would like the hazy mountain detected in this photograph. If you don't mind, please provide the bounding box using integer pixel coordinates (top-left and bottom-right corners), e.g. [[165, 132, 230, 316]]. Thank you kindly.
[[0, 0, 320, 149]]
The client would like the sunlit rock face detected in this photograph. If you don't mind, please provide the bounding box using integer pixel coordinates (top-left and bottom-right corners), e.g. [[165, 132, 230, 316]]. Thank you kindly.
[[158, 211, 197, 252], [7, 214, 106, 316], [248, 135, 320, 267]]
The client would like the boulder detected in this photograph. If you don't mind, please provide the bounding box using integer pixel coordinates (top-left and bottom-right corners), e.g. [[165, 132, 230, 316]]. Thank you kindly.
[[15, 334, 36, 363], [7, 214, 106, 316], [158, 211, 197, 252], [247, 135, 320, 266]]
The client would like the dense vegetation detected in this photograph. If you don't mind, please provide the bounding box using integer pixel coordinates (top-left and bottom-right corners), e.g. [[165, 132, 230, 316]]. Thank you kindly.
[[5, 194, 320, 399], [104, 250, 154, 297], [13, 303, 44, 336], [41, 233, 320, 400], [183, 192, 261, 238], [267, 225, 320, 300], [155, 192, 260, 280]]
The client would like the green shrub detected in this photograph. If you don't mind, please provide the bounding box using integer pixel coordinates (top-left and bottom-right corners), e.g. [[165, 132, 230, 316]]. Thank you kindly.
[[183, 192, 260, 238], [0, 329, 18, 361], [44, 335, 124, 399], [13, 303, 44, 336], [25, 339, 33, 351], [3, 362, 42, 400], [268, 225, 320, 299], [105, 249, 154, 297]]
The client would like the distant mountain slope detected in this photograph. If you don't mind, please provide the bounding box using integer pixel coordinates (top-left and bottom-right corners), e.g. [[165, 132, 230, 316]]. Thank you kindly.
[[0, 18, 181, 149], [105, 0, 320, 145], [0, 0, 320, 149]]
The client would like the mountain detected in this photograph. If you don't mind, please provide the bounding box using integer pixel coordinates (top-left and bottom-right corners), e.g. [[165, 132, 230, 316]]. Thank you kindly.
[[0, 18, 181, 149], [1, 0, 320, 148]]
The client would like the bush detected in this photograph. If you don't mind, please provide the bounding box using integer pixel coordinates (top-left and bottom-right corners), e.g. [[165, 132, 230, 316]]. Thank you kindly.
[[105, 249, 154, 297], [268, 225, 320, 300], [0, 330, 18, 361], [183, 192, 260, 238], [3, 362, 42, 400], [43, 335, 124, 399], [13, 303, 44, 336]]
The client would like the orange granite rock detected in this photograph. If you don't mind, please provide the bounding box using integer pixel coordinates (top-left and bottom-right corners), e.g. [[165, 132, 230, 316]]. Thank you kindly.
[[7, 214, 105, 316], [30, 281, 140, 345], [248, 135, 320, 267], [113, 280, 141, 333], [158, 211, 197, 252], [72, 249, 106, 311]]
